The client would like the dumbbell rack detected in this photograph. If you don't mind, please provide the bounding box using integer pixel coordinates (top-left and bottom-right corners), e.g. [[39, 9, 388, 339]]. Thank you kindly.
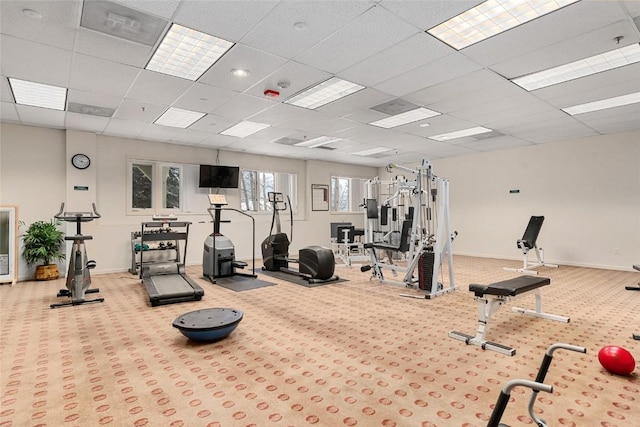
[[129, 227, 181, 275]]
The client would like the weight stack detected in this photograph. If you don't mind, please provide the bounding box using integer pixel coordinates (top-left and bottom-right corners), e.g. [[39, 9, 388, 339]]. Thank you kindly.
[[418, 251, 435, 291]]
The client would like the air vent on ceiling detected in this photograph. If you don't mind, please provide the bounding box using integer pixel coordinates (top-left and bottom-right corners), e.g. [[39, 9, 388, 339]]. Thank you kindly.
[[273, 136, 305, 146], [67, 102, 115, 117], [80, 0, 168, 46], [471, 130, 505, 140], [371, 99, 420, 115]]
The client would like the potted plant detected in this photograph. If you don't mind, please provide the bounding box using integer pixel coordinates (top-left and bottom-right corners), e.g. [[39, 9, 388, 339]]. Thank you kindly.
[[21, 219, 66, 280]]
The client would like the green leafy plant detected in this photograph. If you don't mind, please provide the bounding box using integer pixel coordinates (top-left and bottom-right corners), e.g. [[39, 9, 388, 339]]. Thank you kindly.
[[21, 219, 66, 267]]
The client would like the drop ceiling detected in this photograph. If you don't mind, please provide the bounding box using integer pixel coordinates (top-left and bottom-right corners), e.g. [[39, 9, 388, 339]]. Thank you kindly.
[[1, 0, 639, 167]]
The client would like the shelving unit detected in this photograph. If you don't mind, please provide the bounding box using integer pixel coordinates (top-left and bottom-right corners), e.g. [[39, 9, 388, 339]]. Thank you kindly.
[[129, 226, 181, 275]]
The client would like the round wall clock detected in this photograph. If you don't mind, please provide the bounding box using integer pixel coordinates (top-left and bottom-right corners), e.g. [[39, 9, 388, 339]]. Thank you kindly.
[[71, 153, 91, 170]]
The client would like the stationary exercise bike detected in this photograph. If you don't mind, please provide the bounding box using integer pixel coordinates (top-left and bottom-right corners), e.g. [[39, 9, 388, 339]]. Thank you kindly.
[[50, 203, 104, 309]]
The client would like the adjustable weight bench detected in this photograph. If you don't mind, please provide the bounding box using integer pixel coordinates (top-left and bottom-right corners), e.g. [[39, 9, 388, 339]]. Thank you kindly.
[[504, 216, 558, 275], [449, 275, 569, 356]]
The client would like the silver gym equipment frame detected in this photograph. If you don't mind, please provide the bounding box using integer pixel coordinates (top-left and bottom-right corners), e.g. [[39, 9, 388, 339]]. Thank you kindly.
[[363, 159, 456, 299], [503, 215, 558, 275], [51, 203, 104, 309]]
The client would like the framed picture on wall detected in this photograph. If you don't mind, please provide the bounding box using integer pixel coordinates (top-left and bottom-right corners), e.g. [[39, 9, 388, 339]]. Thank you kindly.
[[311, 184, 329, 211]]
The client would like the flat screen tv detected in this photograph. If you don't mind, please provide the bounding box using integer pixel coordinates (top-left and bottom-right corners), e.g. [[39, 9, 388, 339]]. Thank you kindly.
[[199, 165, 240, 189]]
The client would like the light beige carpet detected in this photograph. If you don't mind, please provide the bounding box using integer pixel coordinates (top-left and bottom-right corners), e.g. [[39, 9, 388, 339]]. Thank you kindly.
[[1, 256, 639, 426]]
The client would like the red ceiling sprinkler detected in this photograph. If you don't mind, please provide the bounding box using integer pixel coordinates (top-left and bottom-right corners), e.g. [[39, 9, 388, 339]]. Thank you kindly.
[[264, 89, 280, 98]]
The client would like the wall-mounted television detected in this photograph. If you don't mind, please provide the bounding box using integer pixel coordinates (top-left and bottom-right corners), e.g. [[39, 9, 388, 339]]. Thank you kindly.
[[199, 165, 240, 188]]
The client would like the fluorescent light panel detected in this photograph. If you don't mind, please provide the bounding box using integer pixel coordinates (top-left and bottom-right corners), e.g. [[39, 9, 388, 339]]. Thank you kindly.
[[562, 91, 640, 115], [352, 147, 393, 156], [155, 107, 205, 128], [146, 24, 234, 81], [428, 0, 580, 50], [8, 78, 67, 110], [295, 136, 342, 148], [513, 43, 640, 91], [285, 77, 364, 109], [370, 107, 441, 128], [221, 121, 270, 138], [429, 126, 493, 141]]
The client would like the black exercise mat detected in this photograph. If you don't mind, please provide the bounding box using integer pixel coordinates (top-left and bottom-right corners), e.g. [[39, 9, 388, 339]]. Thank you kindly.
[[211, 275, 276, 292], [258, 269, 348, 288]]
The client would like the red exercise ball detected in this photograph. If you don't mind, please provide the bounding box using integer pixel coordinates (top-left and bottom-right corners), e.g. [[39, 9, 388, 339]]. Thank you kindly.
[[598, 346, 636, 375]]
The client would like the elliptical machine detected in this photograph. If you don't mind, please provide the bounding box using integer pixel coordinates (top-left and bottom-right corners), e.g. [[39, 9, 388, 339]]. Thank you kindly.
[[261, 192, 338, 284], [51, 203, 104, 309]]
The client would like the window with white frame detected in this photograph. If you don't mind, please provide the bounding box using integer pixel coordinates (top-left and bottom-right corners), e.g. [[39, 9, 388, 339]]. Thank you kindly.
[[129, 161, 184, 213], [240, 169, 297, 212], [330, 175, 367, 212]]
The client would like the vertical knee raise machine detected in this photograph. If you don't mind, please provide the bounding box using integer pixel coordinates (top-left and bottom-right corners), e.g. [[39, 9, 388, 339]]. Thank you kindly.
[[504, 216, 557, 275], [361, 160, 457, 299]]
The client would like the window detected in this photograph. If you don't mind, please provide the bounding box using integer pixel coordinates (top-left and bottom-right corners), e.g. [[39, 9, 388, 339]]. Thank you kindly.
[[240, 169, 297, 212], [129, 161, 183, 213], [331, 176, 367, 212]]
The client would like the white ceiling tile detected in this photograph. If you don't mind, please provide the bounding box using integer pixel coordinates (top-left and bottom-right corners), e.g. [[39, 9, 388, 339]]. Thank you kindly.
[[198, 44, 288, 93], [75, 28, 154, 68], [184, 113, 236, 134], [240, 1, 371, 59], [429, 81, 524, 115], [113, 99, 167, 123], [447, 93, 550, 124], [67, 89, 124, 110], [374, 53, 483, 97], [126, 70, 193, 106], [244, 61, 331, 100], [15, 104, 65, 128], [103, 118, 147, 138], [1, 102, 19, 122], [173, 83, 238, 114], [0, 77, 13, 103], [65, 112, 109, 133], [295, 6, 420, 74], [332, 122, 395, 142], [0, 0, 79, 50], [541, 78, 640, 110], [338, 33, 452, 87], [173, 1, 280, 42], [342, 109, 387, 124], [1, 36, 73, 87], [138, 123, 180, 141], [317, 88, 394, 117], [491, 21, 640, 79], [249, 103, 311, 126], [463, 1, 629, 67], [305, 118, 357, 136], [212, 93, 277, 122], [272, 109, 335, 132], [456, 135, 532, 152], [379, 0, 484, 31], [70, 53, 139, 98], [169, 128, 213, 145], [112, 0, 181, 19]]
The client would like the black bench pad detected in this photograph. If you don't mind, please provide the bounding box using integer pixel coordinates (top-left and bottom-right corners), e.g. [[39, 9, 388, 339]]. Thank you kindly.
[[364, 242, 397, 251], [469, 276, 550, 298]]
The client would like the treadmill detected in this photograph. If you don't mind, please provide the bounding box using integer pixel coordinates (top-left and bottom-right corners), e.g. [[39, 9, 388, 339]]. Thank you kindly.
[[139, 220, 204, 307]]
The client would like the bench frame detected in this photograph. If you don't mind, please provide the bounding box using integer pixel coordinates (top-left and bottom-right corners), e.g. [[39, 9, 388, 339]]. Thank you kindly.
[[449, 276, 569, 356]]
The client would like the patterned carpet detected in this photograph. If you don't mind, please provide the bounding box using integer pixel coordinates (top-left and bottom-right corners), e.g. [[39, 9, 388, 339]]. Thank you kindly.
[[1, 256, 638, 427]]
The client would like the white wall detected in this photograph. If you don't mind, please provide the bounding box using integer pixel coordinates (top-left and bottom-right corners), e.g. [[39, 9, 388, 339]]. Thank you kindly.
[[381, 130, 640, 270], [1, 123, 378, 279]]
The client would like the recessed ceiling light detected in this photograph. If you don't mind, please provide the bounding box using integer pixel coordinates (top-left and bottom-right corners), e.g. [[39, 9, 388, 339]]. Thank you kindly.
[[285, 77, 364, 109], [8, 78, 67, 110], [221, 121, 270, 138], [369, 107, 441, 129], [429, 126, 493, 141], [352, 147, 394, 156], [155, 107, 205, 128], [427, 0, 580, 50], [146, 24, 234, 81], [231, 68, 250, 77], [562, 91, 640, 115], [512, 43, 640, 91], [419, 123, 430, 128], [22, 8, 42, 19], [295, 136, 342, 148]]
